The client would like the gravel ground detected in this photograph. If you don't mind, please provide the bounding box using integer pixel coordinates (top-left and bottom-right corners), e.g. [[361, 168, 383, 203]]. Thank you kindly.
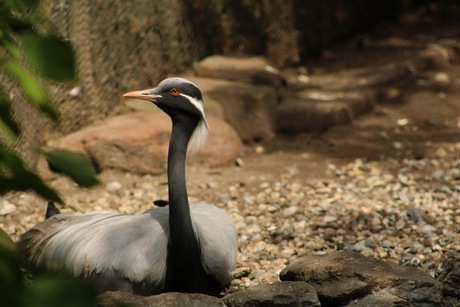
[[1, 127, 459, 292], [2, 149, 459, 291]]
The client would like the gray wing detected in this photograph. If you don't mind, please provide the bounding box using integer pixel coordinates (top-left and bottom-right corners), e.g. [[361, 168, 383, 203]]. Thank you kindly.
[[190, 203, 238, 287], [20, 208, 170, 294]]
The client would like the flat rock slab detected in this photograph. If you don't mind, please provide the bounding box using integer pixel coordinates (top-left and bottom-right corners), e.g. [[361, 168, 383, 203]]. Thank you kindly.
[[47, 111, 242, 175], [223, 281, 320, 307], [308, 63, 414, 91], [277, 90, 375, 133], [280, 250, 442, 306], [98, 291, 224, 307], [193, 55, 283, 87], [276, 61, 423, 133]]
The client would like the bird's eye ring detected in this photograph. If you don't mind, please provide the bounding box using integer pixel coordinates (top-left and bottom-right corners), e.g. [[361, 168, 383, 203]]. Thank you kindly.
[[170, 88, 180, 96]]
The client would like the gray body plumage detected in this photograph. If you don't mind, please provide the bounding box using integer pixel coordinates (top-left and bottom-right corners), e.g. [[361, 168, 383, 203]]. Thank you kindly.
[[22, 203, 237, 294], [20, 77, 238, 295]]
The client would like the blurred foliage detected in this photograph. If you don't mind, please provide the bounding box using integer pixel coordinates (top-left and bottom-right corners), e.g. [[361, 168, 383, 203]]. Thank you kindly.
[[1, 0, 99, 305], [44, 150, 99, 187], [1, 227, 97, 306], [0, 0, 99, 201], [0, 228, 22, 305]]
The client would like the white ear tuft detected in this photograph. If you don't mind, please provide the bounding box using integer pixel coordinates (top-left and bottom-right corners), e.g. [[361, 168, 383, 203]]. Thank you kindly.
[[188, 117, 208, 153]]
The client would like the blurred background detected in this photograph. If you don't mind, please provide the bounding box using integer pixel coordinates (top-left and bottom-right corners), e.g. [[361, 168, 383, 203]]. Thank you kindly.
[[3, 0, 458, 169]]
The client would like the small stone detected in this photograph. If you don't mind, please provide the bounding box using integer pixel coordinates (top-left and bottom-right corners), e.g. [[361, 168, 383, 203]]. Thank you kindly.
[[352, 240, 366, 252], [364, 237, 375, 248], [0, 200, 16, 216], [285, 165, 299, 175], [235, 158, 244, 167], [243, 193, 256, 205], [381, 240, 394, 248], [283, 206, 298, 217], [69, 86, 82, 97], [407, 207, 422, 223], [393, 142, 404, 150], [421, 224, 437, 233], [323, 228, 337, 241], [206, 182, 219, 190], [435, 147, 447, 158], [255, 146, 265, 153], [431, 169, 445, 181], [106, 181, 122, 192], [323, 214, 338, 223], [433, 72, 450, 88], [396, 118, 409, 126]]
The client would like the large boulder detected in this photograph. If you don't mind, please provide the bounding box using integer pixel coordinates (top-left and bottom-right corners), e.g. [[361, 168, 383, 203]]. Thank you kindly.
[[98, 291, 224, 307], [280, 251, 442, 307], [437, 251, 460, 299], [46, 111, 242, 175], [223, 281, 320, 307], [346, 290, 413, 307]]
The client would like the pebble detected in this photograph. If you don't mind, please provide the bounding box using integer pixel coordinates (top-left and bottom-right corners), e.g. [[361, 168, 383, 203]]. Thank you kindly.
[[397, 118, 410, 126], [106, 181, 122, 192], [433, 72, 450, 87], [435, 147, 447, 158], [69, 86, 82, 97], [323, 214, 338, 223], [283, 206, 298, 217], [0, 200, 17, 216], [393, 142, 404, 150]]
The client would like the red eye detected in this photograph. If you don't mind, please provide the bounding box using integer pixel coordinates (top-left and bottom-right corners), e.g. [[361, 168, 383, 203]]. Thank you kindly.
[[170, 88, 180, 96]]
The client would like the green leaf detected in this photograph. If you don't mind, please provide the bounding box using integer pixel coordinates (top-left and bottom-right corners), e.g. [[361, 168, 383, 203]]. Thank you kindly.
[[21, 32, 75, 81], [44, 150, 99, 187], [4, 59, 59, 121], [21, 275, 97, 307], [0, 144, 63, 203], [3, 0, 39, 10], [0, 228, 22, 307], [0, 98, 19, 140]]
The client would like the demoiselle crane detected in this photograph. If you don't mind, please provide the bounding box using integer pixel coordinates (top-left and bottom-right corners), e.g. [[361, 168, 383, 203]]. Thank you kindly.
[[19, 77, 238, 295]]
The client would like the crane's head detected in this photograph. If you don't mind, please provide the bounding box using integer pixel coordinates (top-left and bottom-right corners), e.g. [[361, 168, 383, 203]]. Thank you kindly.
[[123, 77, 208, 152]]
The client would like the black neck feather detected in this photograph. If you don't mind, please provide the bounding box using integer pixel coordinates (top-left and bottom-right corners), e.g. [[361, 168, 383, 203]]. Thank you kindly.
[[164, 115, 221, 295]]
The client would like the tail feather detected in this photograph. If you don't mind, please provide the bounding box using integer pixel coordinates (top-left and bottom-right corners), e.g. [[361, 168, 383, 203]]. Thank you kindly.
[[45, 202, 61, 219]]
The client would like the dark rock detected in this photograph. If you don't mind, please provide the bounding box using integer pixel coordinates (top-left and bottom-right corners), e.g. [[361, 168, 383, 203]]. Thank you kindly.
[[98, 291, 224, 307], [280, 251, 442, 307], [437, 251, 460, 299], [45, 112, 242, 175], [346, 290, 414, 307], [418, 45, 453, 70], [223, 281, 320, 307]]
